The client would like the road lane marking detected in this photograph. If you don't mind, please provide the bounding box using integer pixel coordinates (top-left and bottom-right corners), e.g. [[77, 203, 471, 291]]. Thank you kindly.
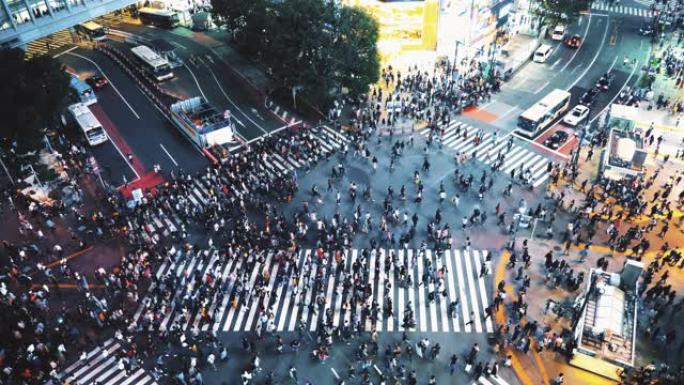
[[183, 63, 208, 102], [331, 368, 340, 379], [159, 143, 178, 167], [550, 58, 562, 69], [65, 52, 140, 119], [590, 58, 642, 124], [52, 46, 78, 58], [169, 41, 186, 49], [608, 55, 619, 73], [533, 81, 550, 94], [567, 14, 611, 91], [558, 14, 593, 74], [203, 61, 269, 135]]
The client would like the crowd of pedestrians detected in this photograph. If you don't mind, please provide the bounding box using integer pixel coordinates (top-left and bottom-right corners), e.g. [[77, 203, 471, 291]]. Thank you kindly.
[[334, 59, 502, 134]]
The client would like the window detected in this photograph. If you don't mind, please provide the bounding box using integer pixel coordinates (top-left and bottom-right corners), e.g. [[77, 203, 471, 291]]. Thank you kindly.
[[0, 6, 12, 31], [47, 0, 67, 14], [7, 0, 31, 25], [27, 0, 50, 19]]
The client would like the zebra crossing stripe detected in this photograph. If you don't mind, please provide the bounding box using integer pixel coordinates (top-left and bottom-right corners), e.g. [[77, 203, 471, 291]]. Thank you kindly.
[[416, 250, 428, 332], [387, 250, 395, 331], [397, 250, 405, 332], [233, 253, 269, 331], [363, 249, 376, 331], [435, 251, 450, 332], [406, 250, 417, 331], [461, 249, 483, 333], [452, 250, 472, 333], [213, 258, 243, 331], [444, 250, 460, 332], [67, 342, 121, 381], [474, 250, 494, 333], [135, 248, 495, 334], [288, 250, 310, 331], [300, 250, 317, 331], [376, 249, 386, 331], [202, 257, 236, 331], [476, 375, 511, 385], [425, 250, 440, 332], [246, 252, 279, 331]]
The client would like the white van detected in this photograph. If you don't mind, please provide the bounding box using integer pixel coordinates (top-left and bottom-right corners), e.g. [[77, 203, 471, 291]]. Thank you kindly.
[[533, 44, 553, 63]]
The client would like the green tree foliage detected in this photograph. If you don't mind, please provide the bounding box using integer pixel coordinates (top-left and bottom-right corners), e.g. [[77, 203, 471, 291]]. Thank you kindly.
[[0, 48, 70, 152], [538, 0, 592, 25], [211, 0, 380, 108]]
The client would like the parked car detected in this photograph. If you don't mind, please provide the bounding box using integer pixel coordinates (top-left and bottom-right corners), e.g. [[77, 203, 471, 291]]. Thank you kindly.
[[563, 105, 590, 126], [86, 75, 108, 90], [551, 25, 566, 41], [565, 34, 582, 48], [544, 130, 570, 149]]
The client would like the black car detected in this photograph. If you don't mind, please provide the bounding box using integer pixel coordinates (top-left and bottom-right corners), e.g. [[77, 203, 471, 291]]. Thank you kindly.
[[595, 73, 614, 91], [544, 131, 569, 150], [579, 88, 598, 106], [86, 75, 108, 90]]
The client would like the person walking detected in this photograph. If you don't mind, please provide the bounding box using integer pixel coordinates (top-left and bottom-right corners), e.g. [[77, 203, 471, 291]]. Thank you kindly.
[[289, 366, 298, 383], [448, 354, 458, 375]]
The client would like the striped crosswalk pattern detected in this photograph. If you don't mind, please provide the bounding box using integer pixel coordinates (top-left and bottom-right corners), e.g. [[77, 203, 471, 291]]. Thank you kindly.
[[591, 2, 654, 16], [421, 122, 552, 187], [131, 248, 495, 334], [60, 338, 158, 385], [472, 375, 512, 385], [25, 29, 76, 59], [125, 125, 349, 245]]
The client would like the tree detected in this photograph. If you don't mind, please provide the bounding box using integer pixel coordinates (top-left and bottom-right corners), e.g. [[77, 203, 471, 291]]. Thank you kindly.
[[211, 0, 379, 109], [537, 0, 592, 25], [0, 48, 70, 153]]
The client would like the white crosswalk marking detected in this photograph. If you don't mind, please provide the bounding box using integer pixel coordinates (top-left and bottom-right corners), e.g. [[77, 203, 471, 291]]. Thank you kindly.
[[26, 29, 77, 59], [130, 248, 495, 335], [421, 121, 554, 187], [126, 126, 350, 244], [60, 339, 158, 385], [473, 375, 512, 385], [591, 1, 654, 17]]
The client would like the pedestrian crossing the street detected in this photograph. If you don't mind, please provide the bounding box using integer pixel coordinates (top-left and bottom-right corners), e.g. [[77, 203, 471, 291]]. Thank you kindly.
[[130, 248, 495, 335], [421, 122, 553, 188], [591, 1, 654, 17], [25, 29, 77, 59], [472, 375, 512, 385], [125, 125, 349, 244], [60, 338, 158, 385]]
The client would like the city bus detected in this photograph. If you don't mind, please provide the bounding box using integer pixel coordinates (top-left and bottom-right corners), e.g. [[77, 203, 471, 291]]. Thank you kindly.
[[68, 103, 108, 146], [75, 21, 107, 41], [138, 7, 180, 29], [130, 45, 174, 81], [68, 74, 97, 106], [516, 89, 571, 138]]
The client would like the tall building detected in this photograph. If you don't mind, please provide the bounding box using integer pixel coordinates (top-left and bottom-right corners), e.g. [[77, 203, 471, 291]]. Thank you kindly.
[[0, 0, 135, 48]]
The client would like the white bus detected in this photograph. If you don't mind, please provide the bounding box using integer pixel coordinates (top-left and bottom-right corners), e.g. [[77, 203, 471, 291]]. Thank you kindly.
[[75, 21, 107, 41], [68, 103, 108, 146], [516, 89, 571, 137], [131, 45, 174, 81], [138, 7, 180, 29]]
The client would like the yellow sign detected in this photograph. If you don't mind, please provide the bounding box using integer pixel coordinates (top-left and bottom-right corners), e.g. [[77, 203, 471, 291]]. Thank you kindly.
[[345, 0, 438, 58]]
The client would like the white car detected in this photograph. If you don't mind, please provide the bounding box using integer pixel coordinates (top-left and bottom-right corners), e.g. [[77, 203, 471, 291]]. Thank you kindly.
[[551, 25, 566, 41], [563, 105, 590, 126]]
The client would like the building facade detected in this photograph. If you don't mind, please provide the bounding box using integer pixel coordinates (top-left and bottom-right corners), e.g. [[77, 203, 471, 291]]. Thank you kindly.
[[0, 0, 135, 48]]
